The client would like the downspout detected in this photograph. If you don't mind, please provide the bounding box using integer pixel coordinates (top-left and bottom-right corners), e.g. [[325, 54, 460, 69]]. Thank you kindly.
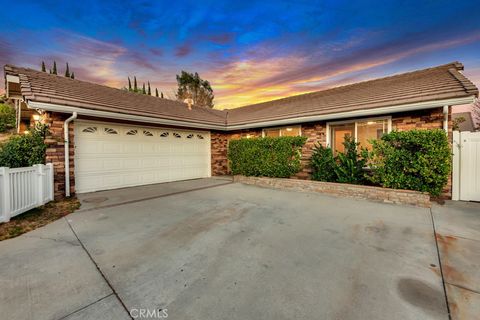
[[64, 112, 77, 197], [443, 105, 449, 133]]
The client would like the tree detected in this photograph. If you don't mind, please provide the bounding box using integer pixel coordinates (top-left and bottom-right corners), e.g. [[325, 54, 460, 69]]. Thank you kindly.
[[52, 61, 57, 75], [41, 61, 46, 72], [65, 62, 70, 78], [128, 77, 132, 91], [161, 92, 164, 99], [147, 82, 151, 95], [70, 72, 75, 79], [175, 71, 214, 108], [155, 88, 159, 97], [142, 83, 146, 95], [133, 76, 138, 92]]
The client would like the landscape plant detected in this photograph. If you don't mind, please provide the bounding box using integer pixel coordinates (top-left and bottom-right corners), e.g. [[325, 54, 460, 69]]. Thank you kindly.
[[228, 136, 307, 178], [0, 102, 16, 133]]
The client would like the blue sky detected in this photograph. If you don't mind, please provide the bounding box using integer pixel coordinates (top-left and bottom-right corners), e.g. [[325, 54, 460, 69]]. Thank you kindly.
[[1, 0, 479, 108]]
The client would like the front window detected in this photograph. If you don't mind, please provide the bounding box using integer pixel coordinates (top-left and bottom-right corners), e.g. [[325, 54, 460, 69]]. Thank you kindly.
[[263, 126, 301, 137], [329, 118, 389, 153]]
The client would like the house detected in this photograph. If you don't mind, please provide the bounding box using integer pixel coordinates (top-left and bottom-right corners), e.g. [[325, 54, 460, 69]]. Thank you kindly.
[[4, 62, 478, 199], [452, 112, 476, 131]]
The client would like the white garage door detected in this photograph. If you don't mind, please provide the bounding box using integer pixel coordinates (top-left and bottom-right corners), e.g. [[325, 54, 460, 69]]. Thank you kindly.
[[74, 121, 211, 193]]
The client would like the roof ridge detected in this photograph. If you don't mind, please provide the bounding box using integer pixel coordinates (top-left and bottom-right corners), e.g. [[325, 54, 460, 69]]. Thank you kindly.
[[228, 61, 465, 111]]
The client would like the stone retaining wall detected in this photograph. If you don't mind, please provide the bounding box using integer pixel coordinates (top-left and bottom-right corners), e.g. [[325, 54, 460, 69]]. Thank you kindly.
[[234, 175, 431, 208]]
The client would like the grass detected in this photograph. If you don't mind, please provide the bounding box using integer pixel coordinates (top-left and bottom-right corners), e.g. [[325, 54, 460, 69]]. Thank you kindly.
[[0, 198, 81, 241]]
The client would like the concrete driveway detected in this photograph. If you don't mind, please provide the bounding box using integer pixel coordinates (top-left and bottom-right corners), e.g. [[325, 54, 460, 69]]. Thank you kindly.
[[0, 179, 456, 319]]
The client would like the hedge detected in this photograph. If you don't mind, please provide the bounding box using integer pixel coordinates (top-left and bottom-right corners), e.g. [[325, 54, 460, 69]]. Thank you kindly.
[[228, 136, 307, 178], [0, 123, 48, 168], [369, 129, 451, 196]]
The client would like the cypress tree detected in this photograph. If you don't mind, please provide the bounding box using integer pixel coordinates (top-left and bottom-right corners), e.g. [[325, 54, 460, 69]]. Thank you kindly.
[[155, 88, 159, 97], [52, 61, 57, 75], [134, 76, 138, 92], [65, 62, 70, 77], [128, 77, 132, 91], [70, 72, 75, 79], [41, 61, 46, 72], [161, 92, 164, 99], [142, 83, 146, 94], [147, 82, 151, 95]]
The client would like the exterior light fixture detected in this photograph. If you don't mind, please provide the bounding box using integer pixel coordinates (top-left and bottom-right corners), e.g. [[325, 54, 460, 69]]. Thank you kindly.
[[32, 114, 41, 121], [367, 121, 376, 125], [286, 127, 293, 131], [246, 134, 251, 138]]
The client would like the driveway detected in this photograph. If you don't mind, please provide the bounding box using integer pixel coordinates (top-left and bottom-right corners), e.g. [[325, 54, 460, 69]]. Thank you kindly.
[[0, 179, 457, 319]]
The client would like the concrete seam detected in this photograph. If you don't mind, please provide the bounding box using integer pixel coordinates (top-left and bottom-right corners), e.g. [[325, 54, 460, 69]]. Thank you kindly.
[[430, 207, 452, 320], [64, 218, 134, 320], [77, 181, 234, 213], [445, 282, 480, 295], [56, 293, 113, 320]]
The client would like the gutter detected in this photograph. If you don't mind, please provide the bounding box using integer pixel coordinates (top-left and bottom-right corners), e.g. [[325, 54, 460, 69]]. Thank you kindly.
[[443, 105, 449, 133], [64, 112, 77, 197], [28, 96, 475, 132]]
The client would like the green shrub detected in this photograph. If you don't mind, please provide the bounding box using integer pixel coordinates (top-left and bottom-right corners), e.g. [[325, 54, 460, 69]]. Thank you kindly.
[[0, 123, 49, 168], [334, 135, 368, 184], [310, 143, 337, 182], [311, 135, 368, 184], [228, 136, 307, 177], [0, 103, 16, 133], [369, 129, 451, 196]]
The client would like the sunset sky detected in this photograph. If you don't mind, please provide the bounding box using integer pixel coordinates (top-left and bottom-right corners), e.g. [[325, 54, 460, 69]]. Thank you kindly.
[[0, 0, 479, 110]]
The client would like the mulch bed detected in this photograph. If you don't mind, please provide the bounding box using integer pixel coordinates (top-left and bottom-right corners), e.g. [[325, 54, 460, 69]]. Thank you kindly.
[[0, 198, 81, 241]]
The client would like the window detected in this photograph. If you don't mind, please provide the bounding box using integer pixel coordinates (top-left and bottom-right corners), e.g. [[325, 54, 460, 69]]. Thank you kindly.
[[263, 126, 301, 137], [82, 127, 97, 133], [126, 129, 138, 135], [328, 118, 390, 153], [104, 128, 118, 134]]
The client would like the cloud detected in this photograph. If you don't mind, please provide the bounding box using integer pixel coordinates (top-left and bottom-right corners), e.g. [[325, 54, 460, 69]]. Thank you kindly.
[[175, 44, 193, 57], [149, 48, 163, 56]]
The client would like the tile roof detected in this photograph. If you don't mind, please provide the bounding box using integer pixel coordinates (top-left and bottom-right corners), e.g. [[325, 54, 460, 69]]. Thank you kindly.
[[4, 65, 227, 126], [4, 62, 478, 129], [227, 62, 478, 125]]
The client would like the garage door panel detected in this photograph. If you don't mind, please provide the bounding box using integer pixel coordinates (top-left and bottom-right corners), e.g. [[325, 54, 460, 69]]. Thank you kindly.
[[75, 122, 211, 193]]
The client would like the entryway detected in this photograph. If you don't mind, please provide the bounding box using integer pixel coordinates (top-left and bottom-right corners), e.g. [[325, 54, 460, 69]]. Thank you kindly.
[[453, 131, 480, 201]]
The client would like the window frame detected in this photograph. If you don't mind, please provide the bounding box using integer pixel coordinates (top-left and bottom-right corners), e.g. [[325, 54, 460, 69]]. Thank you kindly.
[[262, 125, 302, 138], [326, 116, 392, 148]]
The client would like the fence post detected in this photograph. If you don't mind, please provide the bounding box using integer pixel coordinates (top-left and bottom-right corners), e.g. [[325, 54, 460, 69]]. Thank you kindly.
[[35, 164, 45, 205], [452, 131, 461, 201], [0, 167, 11, 222], [47, 163, 54, 201]]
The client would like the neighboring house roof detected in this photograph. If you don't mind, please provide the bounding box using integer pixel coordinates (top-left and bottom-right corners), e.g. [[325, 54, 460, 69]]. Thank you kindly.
[[4, 62, 478, 130], [453, 112, 475, 131]]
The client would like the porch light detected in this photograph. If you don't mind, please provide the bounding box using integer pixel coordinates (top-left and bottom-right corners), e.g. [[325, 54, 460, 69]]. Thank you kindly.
[[32, 114, 41, 121]]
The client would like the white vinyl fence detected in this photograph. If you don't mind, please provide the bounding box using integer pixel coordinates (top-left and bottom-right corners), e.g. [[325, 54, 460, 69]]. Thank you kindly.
[[0, 163, 54, 222]]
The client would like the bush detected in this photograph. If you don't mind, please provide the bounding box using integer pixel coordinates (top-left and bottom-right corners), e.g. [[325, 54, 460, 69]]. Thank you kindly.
[[311, 135, 367, 184], [0, 123, 49, 168], [334, 135, 368, 184], [310, 143, 337, 182], [0, 103, 16, 133], [369, 129, 451, 196], [228, 136, 307, 177]]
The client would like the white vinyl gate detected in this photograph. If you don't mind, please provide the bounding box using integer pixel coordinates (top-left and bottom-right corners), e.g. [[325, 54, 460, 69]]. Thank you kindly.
[[74, 121, 211, 193], [0, 164, 54, 222], [453, 131, 480, 201]]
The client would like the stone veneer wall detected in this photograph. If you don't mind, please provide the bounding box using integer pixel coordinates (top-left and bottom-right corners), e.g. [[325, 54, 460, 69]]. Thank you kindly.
[[44, 112, 75, 199], [211, 107, 452, 196], [234, 175, 431, 208]]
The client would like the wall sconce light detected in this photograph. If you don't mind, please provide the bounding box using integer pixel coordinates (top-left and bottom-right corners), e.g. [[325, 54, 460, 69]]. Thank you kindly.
[[32, 114, 41, 121]]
